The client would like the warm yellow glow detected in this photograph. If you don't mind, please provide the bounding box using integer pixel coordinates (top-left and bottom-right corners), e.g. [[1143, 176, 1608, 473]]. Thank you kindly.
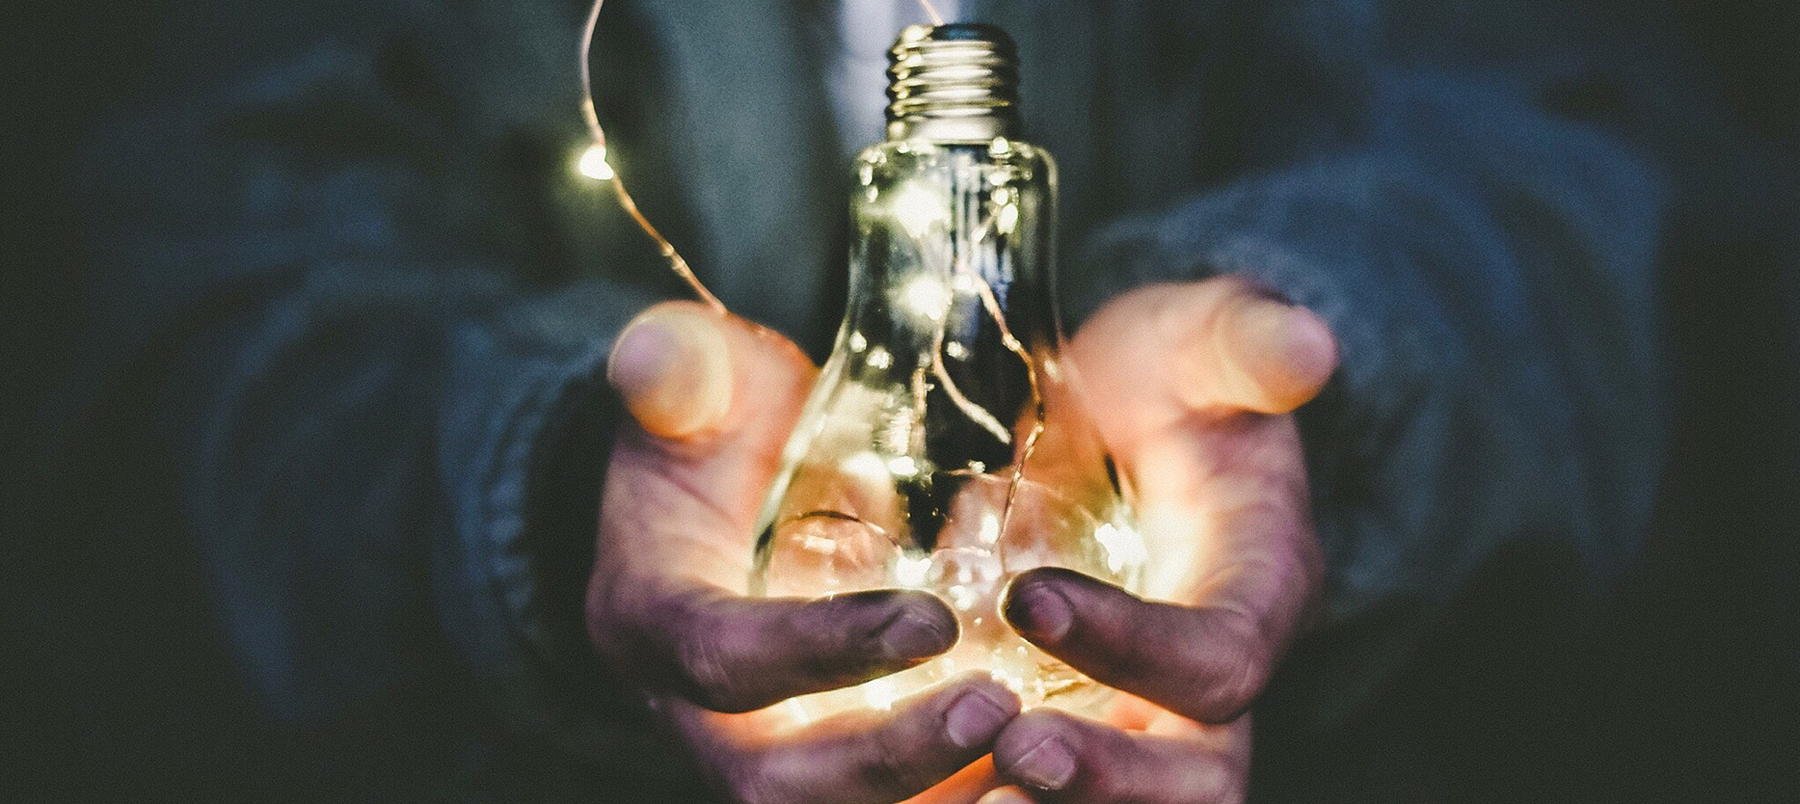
[[899, 276, 952, 322], [861, 676, 902, 711], [1094, 522, 1149, 575], [895, 556, 932, 588], [977, 512, 1002, 545], [576, 143, 615, 181], [866, 345, 894, 370], [996, 201, 1020, 235], [891, 184, 948, 238]]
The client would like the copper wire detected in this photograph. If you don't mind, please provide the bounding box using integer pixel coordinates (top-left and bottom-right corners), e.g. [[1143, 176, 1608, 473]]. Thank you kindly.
[[580, 0, 726, 314], [581, 0, 1047, 548], [915, 0, 948, 26]]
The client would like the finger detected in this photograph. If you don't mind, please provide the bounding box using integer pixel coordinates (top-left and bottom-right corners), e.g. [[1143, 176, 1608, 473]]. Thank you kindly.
[[1205, 284, 1337, 414], [1073, 277, 1337, 419], [597, 302, 935, 712], [681, 676, 1022, 804], [905, 757, 1004, 804], [975, 787, 1037, 804], [596, 301, 816, 582], [591, 584, 958, 713], [608, 302, 736, 438], [608, 300, 818, 443], [993, 710, 1247, 804], [1002, 567, 1286, 724]]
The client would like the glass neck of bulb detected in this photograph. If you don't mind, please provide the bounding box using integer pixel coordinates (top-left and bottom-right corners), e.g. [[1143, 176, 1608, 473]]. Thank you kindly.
[[885, 23, 1022, 143], [841, 22, 1055, 387]]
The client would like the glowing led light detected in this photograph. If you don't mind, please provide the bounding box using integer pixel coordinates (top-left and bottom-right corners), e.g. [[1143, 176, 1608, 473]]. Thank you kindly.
[[1094, 522, 1149, 575], [945, 341, 970, 360], [848, 331, 868, 352], [900, 276, 952, 322], [895, 556, 932, 587], [891, 184, 948, 238], [887, 456, 920, 477], [576, 143, 615, 181], [977, 512, 1002, 545], [840, 452, 889, 485], [866, 346, 893, 370], [996, 202, 1020, 235], [948, 584, 980, 611]]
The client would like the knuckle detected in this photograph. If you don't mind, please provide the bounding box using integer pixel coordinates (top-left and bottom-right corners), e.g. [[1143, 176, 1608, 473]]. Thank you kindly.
[[1165, 766, 1236, 804], [1096, 630, 1158, 685], [675, 624, 752, 711], [1088, 603, 1164, 685], [1089, 768, 1144, 804], [1192, 612, 1271, 721], [861, 730, 932, 798], [585, 572, 642, 670], [1196, 762, 1246, 804]]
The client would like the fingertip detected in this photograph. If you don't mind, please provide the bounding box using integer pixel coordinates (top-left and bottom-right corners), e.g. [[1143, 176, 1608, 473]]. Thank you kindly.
[[1001, 570, 1076, 645], [1222, 299, 1338, 413], [878, 592, 960, 662], [942, 675, 1022, 750], [608, 304, 733, 438], [977, 786, 1039, 804], [1278, 303, 1339, 398], [994, 710, 1082, 792]]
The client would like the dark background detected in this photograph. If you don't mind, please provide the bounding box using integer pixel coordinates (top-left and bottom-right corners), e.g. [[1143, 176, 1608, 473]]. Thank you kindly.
[[7, 2, 1796, 801]]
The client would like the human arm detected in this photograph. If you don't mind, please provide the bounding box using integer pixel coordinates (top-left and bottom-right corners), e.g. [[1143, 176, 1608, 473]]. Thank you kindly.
[[64, 0, 703, 783], [1059, 0, 1671, 729]]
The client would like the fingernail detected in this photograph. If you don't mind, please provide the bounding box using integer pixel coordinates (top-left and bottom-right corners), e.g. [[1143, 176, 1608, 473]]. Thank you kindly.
[[944, 688, 1015, 749], [1281, 305, 1339, 382], [976, 789, 1036, 804], [1261, 304, 1336, 372], [607, 307, 732, 437], [1011, 735, 1076, 790], [1230, 302, 1337, 407], [1005, 583, 1073, 643], [879, 606, 955, 662]]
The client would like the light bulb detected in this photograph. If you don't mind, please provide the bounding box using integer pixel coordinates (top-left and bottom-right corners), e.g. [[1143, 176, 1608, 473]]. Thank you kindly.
[[751, 24, 1146, 721]]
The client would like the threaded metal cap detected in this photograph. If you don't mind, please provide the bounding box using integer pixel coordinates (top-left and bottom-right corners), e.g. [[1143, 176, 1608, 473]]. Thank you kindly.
[[886, 23, 1022, 142]]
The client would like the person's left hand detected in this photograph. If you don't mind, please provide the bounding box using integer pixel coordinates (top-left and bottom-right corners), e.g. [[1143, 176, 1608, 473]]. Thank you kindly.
[[972, 276, 1338, 804]]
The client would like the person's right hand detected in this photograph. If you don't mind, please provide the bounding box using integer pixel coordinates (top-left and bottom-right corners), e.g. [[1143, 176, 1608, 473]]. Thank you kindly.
[[586, 302, 1022, 804]]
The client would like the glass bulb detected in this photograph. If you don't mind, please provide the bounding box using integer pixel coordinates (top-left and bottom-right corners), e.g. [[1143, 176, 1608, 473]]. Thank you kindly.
[[750, 24, 1146, 721]]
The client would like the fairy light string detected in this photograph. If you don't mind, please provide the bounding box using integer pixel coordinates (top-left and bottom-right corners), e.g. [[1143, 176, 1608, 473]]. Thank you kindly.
[[581, 0, 1045, 547], [579, 0, 725, 313]]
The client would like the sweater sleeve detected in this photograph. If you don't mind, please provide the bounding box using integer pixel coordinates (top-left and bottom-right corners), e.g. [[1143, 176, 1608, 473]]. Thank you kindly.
[[1066, 0, 1671, 725], [68, 0, 666, 768]]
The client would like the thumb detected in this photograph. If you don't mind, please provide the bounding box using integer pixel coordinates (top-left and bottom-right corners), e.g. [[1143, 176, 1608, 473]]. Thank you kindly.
[[597, 301, 817, 577], [1074, 278, 1338, 425], [607, 303, 738, 439]]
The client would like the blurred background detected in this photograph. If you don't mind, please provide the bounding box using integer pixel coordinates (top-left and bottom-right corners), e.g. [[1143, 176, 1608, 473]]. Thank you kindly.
[[5, 1, 1796, 801]]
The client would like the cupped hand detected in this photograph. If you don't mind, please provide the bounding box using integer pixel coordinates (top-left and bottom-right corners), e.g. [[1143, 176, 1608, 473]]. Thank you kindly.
[[587, 302, 1022, 804], [984, 277, 1338, 803]]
